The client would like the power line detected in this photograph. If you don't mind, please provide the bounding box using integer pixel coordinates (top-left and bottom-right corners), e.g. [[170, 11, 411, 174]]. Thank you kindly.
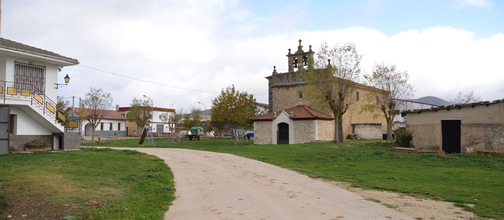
[[78, 64, 268, 96], [79, 64, 220, 94]]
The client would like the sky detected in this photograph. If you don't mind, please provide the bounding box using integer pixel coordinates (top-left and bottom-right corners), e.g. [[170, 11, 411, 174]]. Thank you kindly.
[[2, 0, 503, 112]]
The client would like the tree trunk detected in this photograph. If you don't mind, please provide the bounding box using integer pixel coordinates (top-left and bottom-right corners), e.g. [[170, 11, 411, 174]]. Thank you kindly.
[[138, 127, 147, 145], [337, 114, 344, 142], [334, 116, 341, 143], [91, 124, 95, 142], [234, 129, 238, 145], [386, 118, 393, 142]]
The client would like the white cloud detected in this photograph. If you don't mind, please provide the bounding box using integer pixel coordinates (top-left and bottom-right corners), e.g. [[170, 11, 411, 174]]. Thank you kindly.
[[455, 0, 492, 8], [2, 1, 503, 112]]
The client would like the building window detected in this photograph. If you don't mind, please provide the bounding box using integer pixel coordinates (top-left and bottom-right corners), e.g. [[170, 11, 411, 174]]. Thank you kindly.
[[110, 123, 113, 131], [118, 123, 121, 131], [298, 91, 303, 98], [101, 123, 104, 130], [356, 92, 359, 101], [14, 61, 46, 94]]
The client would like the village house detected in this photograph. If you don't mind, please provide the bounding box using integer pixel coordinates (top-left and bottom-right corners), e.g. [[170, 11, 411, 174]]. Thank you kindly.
[[117, 106, 175, 137], [252, 40, 388, 144], [74, 108, 126, 138], [0, 37, 80, 154], [402, 99, 504, 154]]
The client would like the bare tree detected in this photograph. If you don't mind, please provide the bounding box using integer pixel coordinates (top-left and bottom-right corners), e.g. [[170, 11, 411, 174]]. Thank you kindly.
[[362, 63, 414, 141], [79, 87, 113, 141], [302, 42, 362, 142], [127, 97, 153, 137], [450, 91, 480, 104]]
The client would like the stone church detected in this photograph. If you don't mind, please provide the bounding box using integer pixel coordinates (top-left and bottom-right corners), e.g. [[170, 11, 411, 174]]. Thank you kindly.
[[251, 40, 387, 144]]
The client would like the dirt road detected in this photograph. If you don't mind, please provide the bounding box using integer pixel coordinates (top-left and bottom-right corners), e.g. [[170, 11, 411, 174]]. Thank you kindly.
[[127, 148, 414, 220]]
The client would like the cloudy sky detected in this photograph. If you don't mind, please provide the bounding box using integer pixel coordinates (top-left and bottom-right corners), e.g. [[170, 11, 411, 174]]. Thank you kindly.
[[2, 0, 503, 111]]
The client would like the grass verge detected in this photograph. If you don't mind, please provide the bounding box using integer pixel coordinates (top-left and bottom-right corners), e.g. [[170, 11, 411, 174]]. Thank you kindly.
[[83, 137, 504, 219], [0, 148, 175, 220]]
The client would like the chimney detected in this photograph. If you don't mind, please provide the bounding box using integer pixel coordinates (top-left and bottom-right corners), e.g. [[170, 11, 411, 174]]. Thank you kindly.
[[116, 104, 119, 111]]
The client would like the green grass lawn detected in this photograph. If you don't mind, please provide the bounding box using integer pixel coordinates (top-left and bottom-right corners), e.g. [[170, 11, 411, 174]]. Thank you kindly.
[[84, 137, 504, 219], [0, 148, 175, 220]]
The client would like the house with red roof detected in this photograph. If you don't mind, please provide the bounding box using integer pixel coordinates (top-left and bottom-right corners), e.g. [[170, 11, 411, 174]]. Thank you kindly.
[[74, 108, 127, 138], [251, 105, 334, 144], [117, 106, 175, 137]]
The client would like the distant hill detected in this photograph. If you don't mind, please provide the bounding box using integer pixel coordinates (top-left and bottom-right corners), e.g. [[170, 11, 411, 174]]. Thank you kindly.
[[411, 96, 452, 106]]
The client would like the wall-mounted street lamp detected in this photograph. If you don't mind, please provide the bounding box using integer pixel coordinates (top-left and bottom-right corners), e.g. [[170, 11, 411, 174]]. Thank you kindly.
[[55, 74, 70, 89]]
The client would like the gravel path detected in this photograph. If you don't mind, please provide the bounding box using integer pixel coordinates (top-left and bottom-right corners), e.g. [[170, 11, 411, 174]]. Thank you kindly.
[[128, 148, 414, 220]]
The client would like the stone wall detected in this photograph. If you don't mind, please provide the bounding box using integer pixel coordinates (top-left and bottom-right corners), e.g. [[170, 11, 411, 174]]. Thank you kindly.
[[316, 120, 334, 141], [254, 121, 272, 145], [352, 124, 382, 139], [407, 124, 441, 150], [293, 120, 315, 144], [64, 132, 81, 151], [10, 135, 53, 151], [405, 102, 504, 153], [408, 123, 504, 153]]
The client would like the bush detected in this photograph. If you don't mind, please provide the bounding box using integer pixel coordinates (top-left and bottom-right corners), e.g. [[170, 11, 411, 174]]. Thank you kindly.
[[394, 128, 413, 148], [25, 140, 51, 148]]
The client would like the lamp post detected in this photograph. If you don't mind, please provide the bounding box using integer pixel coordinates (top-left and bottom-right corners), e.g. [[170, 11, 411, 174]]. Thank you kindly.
[[55, 74, 70, 89], [198, 102, 207, 110], [143, 95, 153, 106]]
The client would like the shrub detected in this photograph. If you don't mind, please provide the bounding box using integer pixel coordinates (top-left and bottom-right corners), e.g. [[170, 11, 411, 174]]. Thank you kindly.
[[25, 140, 51, 148], [394, 128, 413, 148]]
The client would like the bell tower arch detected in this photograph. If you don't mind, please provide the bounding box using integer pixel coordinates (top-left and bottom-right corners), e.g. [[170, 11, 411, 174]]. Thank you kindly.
[[287, 39, 314, 72]]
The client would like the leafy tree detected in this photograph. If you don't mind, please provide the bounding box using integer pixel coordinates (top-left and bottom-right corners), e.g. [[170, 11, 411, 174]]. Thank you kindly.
[[79, 87, 113, 141], [182, 108, 201, 130], [362, 63, 414, 141], [211, 85, 258, 145], [57, 96, 70, 113], [127, 97, 153, 137], [302, 42, 362, 142], [450, 91, 480, 104]]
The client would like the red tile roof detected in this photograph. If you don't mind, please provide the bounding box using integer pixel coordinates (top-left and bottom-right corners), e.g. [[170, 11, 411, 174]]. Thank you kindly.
[[118, 106, 175, 112], [250, 105, 334, 121], [74, 108, 126, 120], [257, 102, 269, 108]]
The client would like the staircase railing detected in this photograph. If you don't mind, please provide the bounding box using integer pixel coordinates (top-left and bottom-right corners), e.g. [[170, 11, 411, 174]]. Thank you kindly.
[[1, 81, 65, 125]]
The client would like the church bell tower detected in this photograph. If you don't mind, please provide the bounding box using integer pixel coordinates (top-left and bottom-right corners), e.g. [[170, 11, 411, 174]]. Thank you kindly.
[[287, 39, 314, 72]]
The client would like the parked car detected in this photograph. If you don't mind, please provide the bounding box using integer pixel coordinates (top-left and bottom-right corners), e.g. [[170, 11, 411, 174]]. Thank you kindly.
[[188, 127, 204, 141]]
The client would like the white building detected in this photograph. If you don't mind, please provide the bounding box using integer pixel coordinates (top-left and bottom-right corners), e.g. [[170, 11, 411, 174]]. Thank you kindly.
[[117, 106, 175, 137], [74, 108, 127, 138], [0, 37, 79, 154]]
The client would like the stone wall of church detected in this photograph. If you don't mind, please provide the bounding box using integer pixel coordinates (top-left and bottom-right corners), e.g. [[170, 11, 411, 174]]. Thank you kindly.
[[316, 120, 334, 141], [293, 120, 315, 144], [253, 121, 272, 145]]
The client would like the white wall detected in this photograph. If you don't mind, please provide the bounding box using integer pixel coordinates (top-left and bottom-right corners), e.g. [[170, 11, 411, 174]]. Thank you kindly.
[[81, 119, 126, 131], [10, 106, 52, 135], [3, 57, 59, 101], [271, 111, 295, 144], [0, 55, 7, 81], [151, 110, 174, 123]]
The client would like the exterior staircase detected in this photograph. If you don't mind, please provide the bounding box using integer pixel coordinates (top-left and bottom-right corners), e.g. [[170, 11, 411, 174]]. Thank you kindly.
[[1, 81, 67, 133]]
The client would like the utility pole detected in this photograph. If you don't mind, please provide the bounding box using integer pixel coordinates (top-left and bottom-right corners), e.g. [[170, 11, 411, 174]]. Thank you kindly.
[[72, 96, 76, 112]]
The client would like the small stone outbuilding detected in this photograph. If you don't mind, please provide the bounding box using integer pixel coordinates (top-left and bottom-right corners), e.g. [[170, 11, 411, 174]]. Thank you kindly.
[[402, 99, 504, 154], [250, 105, 334, 145]]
